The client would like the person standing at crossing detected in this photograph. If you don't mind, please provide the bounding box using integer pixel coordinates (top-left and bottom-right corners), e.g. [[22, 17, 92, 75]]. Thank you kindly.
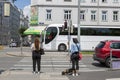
[[31, 37, 42, 74], [70, 38, 80, 76]]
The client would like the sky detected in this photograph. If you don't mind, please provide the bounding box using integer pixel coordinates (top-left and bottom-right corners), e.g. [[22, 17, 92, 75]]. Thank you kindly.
[[14, 0, 31, 17], [14, 0, 30, 10]]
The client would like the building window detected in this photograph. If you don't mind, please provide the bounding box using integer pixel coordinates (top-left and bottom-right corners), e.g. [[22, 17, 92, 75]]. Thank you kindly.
[[80, 10, 85, 21], [102, 11, 107, 21], [46, 10, 52, 20], [91, 11, 96, 21], [113, 0, 118, 3], [91, 0, 96, 3], [102, 0, 107, 3], [64, 0, 71, 2], [113, 11, 118, 21], [64, 10, 71, 20], [46, 0, 52, 1]]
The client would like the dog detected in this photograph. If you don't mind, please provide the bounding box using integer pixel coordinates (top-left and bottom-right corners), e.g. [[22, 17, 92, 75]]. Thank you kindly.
[[61, 68, 73, 75]]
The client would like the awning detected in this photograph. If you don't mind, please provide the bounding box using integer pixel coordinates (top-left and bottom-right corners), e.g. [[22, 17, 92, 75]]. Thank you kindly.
[[24, 26, 46, 35]]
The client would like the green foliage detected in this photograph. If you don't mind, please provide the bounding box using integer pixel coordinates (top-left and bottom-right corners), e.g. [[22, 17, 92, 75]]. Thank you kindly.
[[81, 51, 94, 55], [18, 27, 27, 37]]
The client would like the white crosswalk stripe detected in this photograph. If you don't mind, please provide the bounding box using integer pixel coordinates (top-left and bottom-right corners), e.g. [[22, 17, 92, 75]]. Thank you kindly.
[[106, 78, 120, 80], [10, 54, 106, 72], [10, 57, 89, 72]]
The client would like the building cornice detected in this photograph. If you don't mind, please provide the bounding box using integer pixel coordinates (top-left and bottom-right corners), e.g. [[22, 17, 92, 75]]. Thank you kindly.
[[31, 5, 120, 9]]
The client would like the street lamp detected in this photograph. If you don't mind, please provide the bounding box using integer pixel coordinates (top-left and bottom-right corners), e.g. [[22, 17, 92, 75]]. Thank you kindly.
[[78, 0, 80, 43]]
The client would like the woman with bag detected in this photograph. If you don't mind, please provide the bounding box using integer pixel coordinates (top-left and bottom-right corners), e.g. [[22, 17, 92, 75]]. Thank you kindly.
[[70, 38, 81, 76], [31, 37, 43, 74]]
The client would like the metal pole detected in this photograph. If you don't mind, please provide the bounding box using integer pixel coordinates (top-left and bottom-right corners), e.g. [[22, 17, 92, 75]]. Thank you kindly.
[[0, 5, 2, 45], [68, 20, 71, 55], [110, 49, 112, 69], [78, 0, 80, 43], [68, 26, 70, 55], [0, 4, 2, 46], [20, 36, 23, 56]]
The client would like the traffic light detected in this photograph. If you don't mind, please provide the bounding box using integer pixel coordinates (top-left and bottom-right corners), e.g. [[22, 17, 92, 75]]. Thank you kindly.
[[64, 20, 67, 29]]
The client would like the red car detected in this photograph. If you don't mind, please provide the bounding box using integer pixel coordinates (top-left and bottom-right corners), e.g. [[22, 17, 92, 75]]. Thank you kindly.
[[93, 40, 120, 67]]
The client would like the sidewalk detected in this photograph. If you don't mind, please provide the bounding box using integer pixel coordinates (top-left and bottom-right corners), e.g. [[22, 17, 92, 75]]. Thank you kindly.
[[0, 52, 70, 80], [0, 71, 69, 80]]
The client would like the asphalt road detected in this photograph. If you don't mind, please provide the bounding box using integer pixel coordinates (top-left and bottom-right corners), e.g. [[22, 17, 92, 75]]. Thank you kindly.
[[0, 47, 120, 80], [67, 70, 120, 80]]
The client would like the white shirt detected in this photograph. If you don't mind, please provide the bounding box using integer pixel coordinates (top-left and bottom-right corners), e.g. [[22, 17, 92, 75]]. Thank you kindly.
[[31, 43, 41, 51]]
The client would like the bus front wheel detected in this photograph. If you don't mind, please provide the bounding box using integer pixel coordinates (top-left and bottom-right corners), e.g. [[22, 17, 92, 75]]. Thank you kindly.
[[58, 44, 66, 51]]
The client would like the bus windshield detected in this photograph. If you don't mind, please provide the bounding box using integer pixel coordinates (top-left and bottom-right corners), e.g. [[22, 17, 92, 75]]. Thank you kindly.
[[45, 27, 57, 44]]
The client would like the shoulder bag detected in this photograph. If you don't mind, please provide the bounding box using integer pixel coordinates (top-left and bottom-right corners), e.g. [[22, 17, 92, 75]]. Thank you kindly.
[[39, 48, 45, 55], [76, 44, 82, 60]]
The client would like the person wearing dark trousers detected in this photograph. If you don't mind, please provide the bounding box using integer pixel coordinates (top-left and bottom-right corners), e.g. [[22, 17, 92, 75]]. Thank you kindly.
[[31, 37, 41, 74], [70, 38, 80, 76], [32, 50, 41, 73]]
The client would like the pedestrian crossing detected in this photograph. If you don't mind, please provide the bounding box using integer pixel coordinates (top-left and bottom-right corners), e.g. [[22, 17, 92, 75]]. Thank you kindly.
[[10, 54, 105, 72], [10, 54, 91, 72]]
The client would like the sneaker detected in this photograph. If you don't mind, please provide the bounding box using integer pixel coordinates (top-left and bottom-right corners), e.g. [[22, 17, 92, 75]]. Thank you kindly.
[[37, 71, 40, 74], [32, 71, 36, 74], [76, 73, 78, 76], [72, 73, 75, 76]]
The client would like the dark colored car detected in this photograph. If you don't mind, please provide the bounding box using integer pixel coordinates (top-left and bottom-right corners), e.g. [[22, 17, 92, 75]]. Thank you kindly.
[[22, 42, 30, 47], [93, 40, 120, 67]]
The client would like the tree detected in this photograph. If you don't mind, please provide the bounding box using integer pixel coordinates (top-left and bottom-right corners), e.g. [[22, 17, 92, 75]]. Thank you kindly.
[[18, 27, 27, 38], [18, 27, 27, 55], [13, 0, 17, 3]]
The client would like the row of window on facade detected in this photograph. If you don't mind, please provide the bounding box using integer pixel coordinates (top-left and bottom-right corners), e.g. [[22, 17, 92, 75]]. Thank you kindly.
[[46, 0, 72, 2], [46, 10, 119, 22], [46, 0, 119, 3]]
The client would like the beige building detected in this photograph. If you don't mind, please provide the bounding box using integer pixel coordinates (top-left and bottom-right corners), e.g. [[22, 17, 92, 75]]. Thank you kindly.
[[31, 0, 120, 26]]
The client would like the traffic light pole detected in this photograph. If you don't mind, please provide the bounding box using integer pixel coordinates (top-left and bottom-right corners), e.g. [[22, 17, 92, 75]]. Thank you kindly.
[[78, 0, 80, 43]]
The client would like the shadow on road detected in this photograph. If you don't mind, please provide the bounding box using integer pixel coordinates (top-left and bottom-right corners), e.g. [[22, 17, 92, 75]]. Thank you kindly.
[[92, 62, 107, 68], [0, 70, 5, 74]]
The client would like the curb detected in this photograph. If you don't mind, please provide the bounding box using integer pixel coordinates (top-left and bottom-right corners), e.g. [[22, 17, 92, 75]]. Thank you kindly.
[[6, 52, 31, 57]]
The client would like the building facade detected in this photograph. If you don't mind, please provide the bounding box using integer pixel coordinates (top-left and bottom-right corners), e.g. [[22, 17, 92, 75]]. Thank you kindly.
[[31, 0, 120, 26], [20, 9, 29, 28], [0, 1, 20, 45]]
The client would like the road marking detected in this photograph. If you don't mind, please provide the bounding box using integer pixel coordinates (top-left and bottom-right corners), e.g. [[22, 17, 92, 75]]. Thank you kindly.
[[106, 78, 120, 80], [10, 56, 108, 73], [10, 67, 106, 72], [13, 64, 87, 67], [19, 60, 83, 63]]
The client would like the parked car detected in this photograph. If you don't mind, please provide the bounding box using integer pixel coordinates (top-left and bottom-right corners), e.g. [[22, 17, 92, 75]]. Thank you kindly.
[[93, 40, 120, 67], [9, 42, 17, 47], [22, 41, 30, 47]]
